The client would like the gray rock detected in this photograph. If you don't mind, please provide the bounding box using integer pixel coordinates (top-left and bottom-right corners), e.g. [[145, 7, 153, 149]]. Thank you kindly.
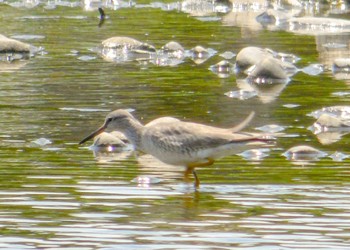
[[101, 36, 156, 53], [247, 57, 288, 79], [283, 145, 327, 161], [236, 46, 272, 70], [0, 34, 32, 53], [333, 58, 350, 72], [161, 41, 184, 54], [309, 106, 350, 119], [315, 114, 350, 129]]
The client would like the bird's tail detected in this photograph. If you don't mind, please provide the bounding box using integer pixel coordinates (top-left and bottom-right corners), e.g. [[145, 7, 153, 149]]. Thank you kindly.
[[228, 111, 255, 133]]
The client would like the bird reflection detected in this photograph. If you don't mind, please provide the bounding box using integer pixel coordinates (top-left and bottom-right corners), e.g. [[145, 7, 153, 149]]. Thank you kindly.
[[98, 7, 105, 28]]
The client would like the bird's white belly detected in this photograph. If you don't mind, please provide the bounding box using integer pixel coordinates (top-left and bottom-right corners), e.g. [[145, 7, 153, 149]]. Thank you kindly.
[[145, 146, 195, 166], [141, 139, 237, 166], [140, 138, 200, 166], [147, 141, 264, 166]]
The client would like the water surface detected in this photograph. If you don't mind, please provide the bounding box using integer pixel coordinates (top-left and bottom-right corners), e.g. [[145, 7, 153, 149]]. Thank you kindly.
[[1, 1, 350, 249]]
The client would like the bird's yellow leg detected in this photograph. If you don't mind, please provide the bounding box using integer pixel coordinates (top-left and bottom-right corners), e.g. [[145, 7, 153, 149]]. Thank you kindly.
[[184, 167, 200, 188], [187, 158, 214, 168], [192, 169, 200, 188], [185, 158, 214, 188]]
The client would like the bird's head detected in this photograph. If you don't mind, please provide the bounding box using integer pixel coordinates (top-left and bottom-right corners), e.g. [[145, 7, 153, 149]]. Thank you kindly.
[[79, 109, 135, 145]]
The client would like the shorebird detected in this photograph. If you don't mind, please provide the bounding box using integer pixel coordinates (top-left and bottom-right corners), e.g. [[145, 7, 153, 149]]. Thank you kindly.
[[79, 109, 273, 187]]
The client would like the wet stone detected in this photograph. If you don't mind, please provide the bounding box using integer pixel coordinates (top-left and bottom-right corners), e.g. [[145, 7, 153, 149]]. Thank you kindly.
[[283, 145, 327, 161], [255, 124, 285, 133], [77, 55, 96, 61], [309, 106, 350, 119], [224, 90, 257, 100], [131, 176, 162, 185], [238, 148, 270, 161], [101, 36, 156, 53], [329, 151, 349, 161], [31, 138, 52, 146]]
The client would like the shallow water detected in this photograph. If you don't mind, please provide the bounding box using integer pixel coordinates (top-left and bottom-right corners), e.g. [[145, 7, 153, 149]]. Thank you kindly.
[[1, 1, 350, 249]]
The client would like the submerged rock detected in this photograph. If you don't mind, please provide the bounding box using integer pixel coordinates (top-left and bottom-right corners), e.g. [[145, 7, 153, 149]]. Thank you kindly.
[[333, 58, 350, 73], [31, 137, 52, 147], [219, 51, 236, 59], [132, 175, 162, 185], [190, 45, 208, 63], [101, 36, 156, 53], [209, 60, 235, 78], [309, 106, 350, 119], [255, 124, 285, 133], [155, 41, 185, 66], [329, 151, 349, 162], [160, 41, 184, 56], [283, 145, 327, 161], [99, 36, 156, 63], [238, 148, 270, 161], [190, 45, 216, 64]]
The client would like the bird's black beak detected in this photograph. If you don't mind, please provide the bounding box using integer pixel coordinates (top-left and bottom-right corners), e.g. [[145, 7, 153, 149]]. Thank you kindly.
[[79, 123, 107, 145]]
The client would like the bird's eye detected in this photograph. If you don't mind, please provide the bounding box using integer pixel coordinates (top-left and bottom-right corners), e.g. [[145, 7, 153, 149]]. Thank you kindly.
[[106, 117, 113, 123]]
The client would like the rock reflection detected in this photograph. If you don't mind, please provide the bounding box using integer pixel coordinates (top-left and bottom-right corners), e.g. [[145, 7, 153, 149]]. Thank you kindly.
[[154, 41, 186, 67], [308, 109, 350, 144], [316, 34, 350, 80], [233, 78, 289, 103], [82, 131, 133, 162], [92, 150, 132, 163], [312, 130, 350, 145], [0, 60, 28, 72], [332, 58, 350, 80]]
